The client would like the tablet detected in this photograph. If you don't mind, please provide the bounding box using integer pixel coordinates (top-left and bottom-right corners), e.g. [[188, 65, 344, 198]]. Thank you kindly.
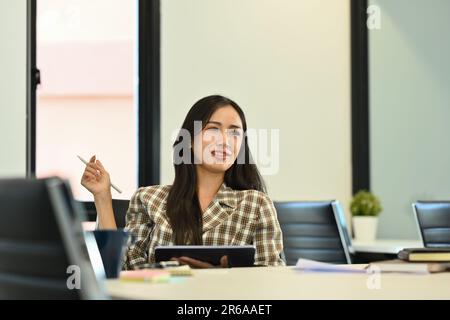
[[154, 245, 256, 267]]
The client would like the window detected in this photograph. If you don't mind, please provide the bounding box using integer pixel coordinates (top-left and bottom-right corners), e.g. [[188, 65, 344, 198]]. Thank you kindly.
[[36, 0, 139, 200]]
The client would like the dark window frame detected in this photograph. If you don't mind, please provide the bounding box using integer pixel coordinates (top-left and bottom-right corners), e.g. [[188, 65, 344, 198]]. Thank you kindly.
[[27, 0, 37, 177], [138, 0, 161, 187], [26, 0, 161, 189], [350, 0, 370, 194]]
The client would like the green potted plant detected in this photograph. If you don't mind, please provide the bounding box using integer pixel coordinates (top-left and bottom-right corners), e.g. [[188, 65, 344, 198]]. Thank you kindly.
[[350, 190, 382, 242]]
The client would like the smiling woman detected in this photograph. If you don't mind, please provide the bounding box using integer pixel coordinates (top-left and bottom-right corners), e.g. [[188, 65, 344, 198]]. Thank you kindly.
[[80, 95, 285, 269]]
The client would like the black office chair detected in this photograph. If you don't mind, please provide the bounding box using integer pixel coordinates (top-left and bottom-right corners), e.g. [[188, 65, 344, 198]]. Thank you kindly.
[[79, 199, 130, 229], [0, 178, 106, 299], [274, 201, 352, 266], [413, 201, 450, 248]]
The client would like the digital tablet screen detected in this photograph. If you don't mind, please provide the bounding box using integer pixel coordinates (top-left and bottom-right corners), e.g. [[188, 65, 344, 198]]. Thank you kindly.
[[154, 245, 256, 267]]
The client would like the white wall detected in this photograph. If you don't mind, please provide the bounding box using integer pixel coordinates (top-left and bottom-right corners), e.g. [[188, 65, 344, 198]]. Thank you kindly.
[[0, 0, 27, 177], [161, 0, 352, 214], [369, 0, 450, 239]]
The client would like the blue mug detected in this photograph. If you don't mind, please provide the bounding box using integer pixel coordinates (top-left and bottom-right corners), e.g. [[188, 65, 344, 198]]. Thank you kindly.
[[93, 229, 131, 279]]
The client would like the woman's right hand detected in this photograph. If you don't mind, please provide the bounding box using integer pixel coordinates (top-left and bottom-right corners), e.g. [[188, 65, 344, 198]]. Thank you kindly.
[[80, 155, 111, 198]]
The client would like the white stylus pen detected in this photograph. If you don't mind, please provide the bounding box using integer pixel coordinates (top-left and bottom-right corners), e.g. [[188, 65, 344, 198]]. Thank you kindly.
[[77, 155, 123, 194]]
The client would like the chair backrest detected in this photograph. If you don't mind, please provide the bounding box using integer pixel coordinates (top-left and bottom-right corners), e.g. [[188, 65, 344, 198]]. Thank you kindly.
[[79, 199, 130, 229], [112, 200, 131, 229], [413, 201, 450, 248], [274, 201, 352, 266], [0, 178, 106, 299]]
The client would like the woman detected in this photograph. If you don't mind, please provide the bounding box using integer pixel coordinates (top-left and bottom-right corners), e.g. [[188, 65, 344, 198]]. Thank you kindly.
[[81, 95, 285, 269]]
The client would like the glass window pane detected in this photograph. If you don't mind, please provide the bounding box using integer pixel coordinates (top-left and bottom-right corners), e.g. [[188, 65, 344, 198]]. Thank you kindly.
[[36, 0, 138, 200]]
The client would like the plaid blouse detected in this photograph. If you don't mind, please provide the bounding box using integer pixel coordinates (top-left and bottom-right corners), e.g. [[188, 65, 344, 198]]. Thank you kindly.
[[123, 183, 285, 269]]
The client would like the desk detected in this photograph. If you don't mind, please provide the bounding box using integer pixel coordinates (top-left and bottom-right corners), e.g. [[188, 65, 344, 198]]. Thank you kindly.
[[351, 239, 423, 263], [352, 239, 423, 254], [106, 266, 450, 300]]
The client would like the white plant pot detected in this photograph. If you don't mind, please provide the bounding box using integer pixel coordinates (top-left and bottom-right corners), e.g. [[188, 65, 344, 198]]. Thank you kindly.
[[353, 216, 378, 242]]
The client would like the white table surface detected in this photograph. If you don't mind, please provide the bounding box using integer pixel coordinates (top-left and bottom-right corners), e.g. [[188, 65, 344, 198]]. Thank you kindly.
[[106, 265, 450, 300], [351, 239, 423, 254]]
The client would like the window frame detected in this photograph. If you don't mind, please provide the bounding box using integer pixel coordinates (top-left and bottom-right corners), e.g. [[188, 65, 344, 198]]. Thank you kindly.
[[27, 0, 370, 197], [27, 0, 161, 190]]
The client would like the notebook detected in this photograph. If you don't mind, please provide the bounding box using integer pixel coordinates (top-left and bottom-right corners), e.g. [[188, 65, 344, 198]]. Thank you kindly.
[[398, 248, 450, 262], [165, 265, 193, 277], [120, 269, 171, 283], [369, 259, 450, 274]]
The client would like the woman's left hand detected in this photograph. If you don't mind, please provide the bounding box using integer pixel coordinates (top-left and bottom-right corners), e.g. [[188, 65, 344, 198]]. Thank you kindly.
[[173, 256, 229, 268]]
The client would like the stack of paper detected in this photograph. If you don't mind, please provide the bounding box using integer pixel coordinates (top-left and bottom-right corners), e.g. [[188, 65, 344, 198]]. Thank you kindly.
[[295, 258, 450, 275], [295, 259, 366, 273]]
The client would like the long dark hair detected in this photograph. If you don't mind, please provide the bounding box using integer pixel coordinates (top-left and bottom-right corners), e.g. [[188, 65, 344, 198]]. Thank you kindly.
[[166, 95, 266, 245]]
